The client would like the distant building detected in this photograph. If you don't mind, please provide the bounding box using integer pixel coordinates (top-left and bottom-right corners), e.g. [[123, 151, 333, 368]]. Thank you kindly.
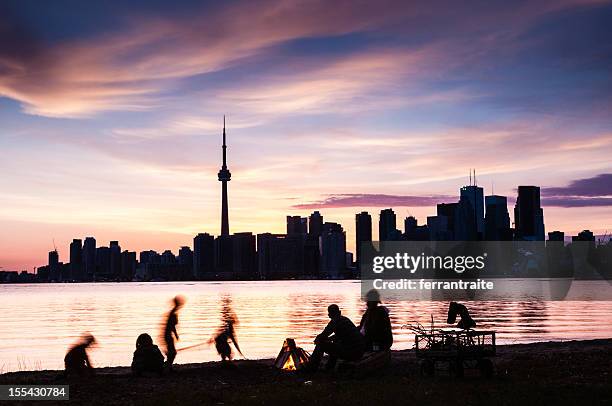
[[320, 222, 346, 278], [69, 239, 83, 281], [193, 233, 214, 279], [404, 216, 430, 241], [379, 208, 397, 241], [573, 230, 595, 242], [121, 251, 137, 280], [83, 237, 96, 281], [548, 231, 565, 242], [257, 233, 305, 278], [459, 185, 484, 237], [96, 246, 111, 279], [309, 211, 323, 237], [161, 250, 176, 265], [437, 203, 458, 239], [48, 249, 60, 281], [427, 215, 451, 240], [110, 241, 121, 278], [355, 211, 372, 271], [455, 194, 478, 241], [232, 232, 257, 277], [178, 246, 193, 269], [514, 186, 545, 241], [287, 216, 308, 235], [485, 195, 511, 241]]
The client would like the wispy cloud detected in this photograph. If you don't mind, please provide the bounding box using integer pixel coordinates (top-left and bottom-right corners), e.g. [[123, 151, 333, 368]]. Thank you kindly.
[[542, 173, 612, 207], [293, 193, 455, 209]]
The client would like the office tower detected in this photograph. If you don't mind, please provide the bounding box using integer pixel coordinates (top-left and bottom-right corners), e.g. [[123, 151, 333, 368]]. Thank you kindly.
[[178, 246, 193, 268], [161, 250, 176, 265], [69, 238, 83, 281], [120, 251, 137, 280], [459, 185, 484, 238], [48, 249, 60, 281], [96, 246, 111, 278], [404, 216, 417, 235], [83, 237, 96, 280], [110, 241, 121, 278], [484, 195, 511, 241], [257, 233, 305, 278], [355, 211, 372, 270], [379, 208, 396, 241], [514, 186, 545, 241], [548, 231, 565, 242], [218, 116, 231, 236], [320, 222, 346, 279], [287, 216, 308, 235], [573, 230, 595, 242], [404, 216, 430, 241], [309, 211, 323, 237], [427, 215, 450, 240], [437, 203, 458, 239], [232, 232, 257, 277], [193, 233, 215, 279]]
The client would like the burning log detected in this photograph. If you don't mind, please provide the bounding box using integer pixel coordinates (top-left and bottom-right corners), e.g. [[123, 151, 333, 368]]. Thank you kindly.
[[274, 338, 310, 371]]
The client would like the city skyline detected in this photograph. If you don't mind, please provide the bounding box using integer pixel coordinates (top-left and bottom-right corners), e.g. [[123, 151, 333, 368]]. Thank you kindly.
[[2, 1, 612, 271]]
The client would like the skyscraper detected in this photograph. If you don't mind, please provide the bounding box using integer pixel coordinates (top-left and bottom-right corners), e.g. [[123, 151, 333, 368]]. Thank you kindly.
[[379, 208, 396, 241], [69, 238, 83, 281], [320, 222, 347, 279], [309, 211, 323, 237], [218, 116, 231, 236], [514, 186, 545, 241], [459, 185, 484, 238], [484, 195, 511, 240], [83, 236, 96, 281], [193, 233, 214, 279], [355, 211, 372, 270], [287, 216, 308, 235], [110, 240, 121, 278]]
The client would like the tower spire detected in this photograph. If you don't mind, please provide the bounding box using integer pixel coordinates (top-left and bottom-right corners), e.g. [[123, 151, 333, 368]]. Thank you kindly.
[[218, 115, 231, 236]]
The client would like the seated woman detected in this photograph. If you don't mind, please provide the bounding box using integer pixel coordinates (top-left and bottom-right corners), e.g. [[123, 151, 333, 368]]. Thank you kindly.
[[131, 333, 165, 376], [447, 301, 476, 329], [358, 289, 393, 351]]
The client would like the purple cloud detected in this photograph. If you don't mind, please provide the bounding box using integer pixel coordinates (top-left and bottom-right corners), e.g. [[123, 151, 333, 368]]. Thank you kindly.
[[292, 193, 455, 209], [542, 174, 612, 207]]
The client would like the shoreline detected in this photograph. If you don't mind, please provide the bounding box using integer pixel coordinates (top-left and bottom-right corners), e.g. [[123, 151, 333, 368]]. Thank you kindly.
[[1, 338, 611, 405]]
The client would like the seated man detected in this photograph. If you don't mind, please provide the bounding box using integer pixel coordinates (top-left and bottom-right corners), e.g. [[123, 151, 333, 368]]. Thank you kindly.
[[308, 304, 365, 371], [358, 290, 393, 351], [131, 333, 165, 376], [447, 301, 476, 329], [64, 334, 95, 376]]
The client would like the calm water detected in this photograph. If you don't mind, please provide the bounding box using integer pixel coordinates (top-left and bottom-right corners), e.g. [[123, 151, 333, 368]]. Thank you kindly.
[[1, 281, 611, 373]]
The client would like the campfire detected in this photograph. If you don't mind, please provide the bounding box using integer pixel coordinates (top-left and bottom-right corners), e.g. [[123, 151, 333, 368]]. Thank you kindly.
[[274, 338, 310, 371]]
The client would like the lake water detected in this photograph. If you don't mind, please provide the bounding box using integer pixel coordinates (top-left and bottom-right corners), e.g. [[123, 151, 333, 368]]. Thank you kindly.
[[1, 281, 611, 373]]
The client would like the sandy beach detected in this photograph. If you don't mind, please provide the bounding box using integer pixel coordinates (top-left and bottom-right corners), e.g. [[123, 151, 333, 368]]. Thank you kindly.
[[1, 338, 610, 405]]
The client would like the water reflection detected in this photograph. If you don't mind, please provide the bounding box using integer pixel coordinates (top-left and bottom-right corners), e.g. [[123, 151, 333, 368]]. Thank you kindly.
[[0, 281, 611, 373]]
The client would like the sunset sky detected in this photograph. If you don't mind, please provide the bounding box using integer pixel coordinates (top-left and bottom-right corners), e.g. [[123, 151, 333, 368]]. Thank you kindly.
[[1, 0, 611, 271]]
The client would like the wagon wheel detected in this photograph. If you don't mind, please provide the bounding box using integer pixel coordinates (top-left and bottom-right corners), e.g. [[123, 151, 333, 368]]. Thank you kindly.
[[478, 358, 494, 378], [420, 359, 435, 376]]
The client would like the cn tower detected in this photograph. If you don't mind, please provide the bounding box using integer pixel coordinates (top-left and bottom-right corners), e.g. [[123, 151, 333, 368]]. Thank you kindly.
[[218, 116, 231, 236]]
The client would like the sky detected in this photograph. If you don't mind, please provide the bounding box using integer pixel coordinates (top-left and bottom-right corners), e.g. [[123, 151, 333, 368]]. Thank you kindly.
[[1, 0, 612, 271]]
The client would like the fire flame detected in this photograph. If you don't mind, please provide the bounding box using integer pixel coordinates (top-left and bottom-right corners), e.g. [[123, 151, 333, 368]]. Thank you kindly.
[[282, 355, 296, 371]]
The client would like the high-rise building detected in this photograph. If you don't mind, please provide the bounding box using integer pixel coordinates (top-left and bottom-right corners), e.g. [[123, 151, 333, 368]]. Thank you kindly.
[[459, 185, 484, 238], [110, 241, 121, 278], [69, 239, 83, 281], [427, 215, 451, 240], [120, 251, 137, 280], [379, 208, 396, 241], [320, 222, 346, 278], [96, 246, 111, 278], [193, 233, 214, 279], [287, 216, 308, 235], [573, 230, 595, 242], [257, 233, 305, 278], [232, 232, 257, 277], [218, 116, 231, 236], [484, 195, 511, 241], [83, 237, 96, 281], [548, 231, 565, 242], [178, 246, 193, 268], [355, 211, 372, 270], [48, 249, 60, 281], [514, 186, 545, 241], [309, 211, 323, 237], [437, 203, 458, 239]]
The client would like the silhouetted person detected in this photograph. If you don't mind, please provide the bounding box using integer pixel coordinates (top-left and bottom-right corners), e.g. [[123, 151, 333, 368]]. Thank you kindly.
[[358, 290, 393, 351], [163, 295, 185, 370], [64, 334, 95, 376], [308, 304, 365, 371], [131, 333, 164, 376], [212, 297, 243, 361], [447, 301, 476, 329]]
